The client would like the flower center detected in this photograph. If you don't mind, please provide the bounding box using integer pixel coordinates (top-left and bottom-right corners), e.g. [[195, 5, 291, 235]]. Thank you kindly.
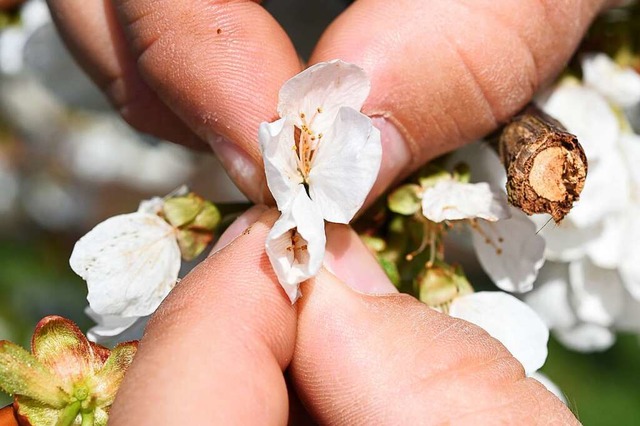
[[295, 108, 324, 183], [286, 232, 309, 265]]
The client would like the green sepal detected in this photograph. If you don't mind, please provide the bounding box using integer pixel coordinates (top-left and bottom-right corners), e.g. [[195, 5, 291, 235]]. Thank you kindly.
[[388, 184, 422, 215], [417, 165, 451, 189], [162, 195, 203, 228], [176, 229, 214, 261], [0, 341, 68, 408], [452, 162, 471, 183], [378, 258, 401, 287], [417, 262, 473, 311], [189, 201, 221, 231]]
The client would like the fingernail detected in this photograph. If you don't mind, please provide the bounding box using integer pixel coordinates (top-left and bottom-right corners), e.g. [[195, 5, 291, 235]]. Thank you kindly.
[[210, 205, 270, 255], [208, 135, 266, 203], [324, 224, 398, 294], [365, 117, 412, 205]]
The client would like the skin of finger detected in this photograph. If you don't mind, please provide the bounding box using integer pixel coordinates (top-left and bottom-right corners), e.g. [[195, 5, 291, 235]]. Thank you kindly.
[[310, 0, 609, 192], [109, 209, 297, 425], [291, 271, 578, 425], [0, 0, 23, 10], [46, 0, 208, 151], [110, 0, 302, 201]]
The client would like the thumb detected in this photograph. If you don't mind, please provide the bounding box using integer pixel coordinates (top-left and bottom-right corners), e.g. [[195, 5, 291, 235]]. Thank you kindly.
[[292, 232, 576, 424], [312, 0, 610, 202]]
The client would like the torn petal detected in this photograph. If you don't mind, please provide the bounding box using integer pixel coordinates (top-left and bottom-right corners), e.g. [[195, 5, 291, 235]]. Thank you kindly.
[[278, 60, 370, 131], [422, 180, 510, 223], [471, 208, 545, 293], [309, 107, 382, 223], [265, 187, 326, 302], [69, 212, 181, 317], [450, 291, 549, 376]]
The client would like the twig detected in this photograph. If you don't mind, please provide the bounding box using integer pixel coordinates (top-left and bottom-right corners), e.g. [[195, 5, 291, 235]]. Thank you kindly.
[[497, 104, 587, 222]]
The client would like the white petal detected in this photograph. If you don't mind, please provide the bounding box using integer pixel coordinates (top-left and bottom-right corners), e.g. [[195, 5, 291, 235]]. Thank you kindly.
[[447, 141, 507, 190], [615, 294, 640, 333], [308, 107, 382, 223], [619, 132, 640, 190], [137, 197, 165, 215], [619, 208, 640, 300], [585, 215, 624, 269], [422, 180, 510, 223], [278, 60, 370, 131], [530, 372, 566, 404], [524, 262, 577, 330], [553, 323, 615, 352], [472, 208, 544, 293], [70, 212, 181, 317], [450, 292, 549, 375], [567, 148, 630, 228], [265, 187, 326, 302], [532, 214, 598, 262], [260, 118, 303, 212], [84, 307, 142, 343], [582, 53, 640, 108], [541, 83, 618, 161], [568, 259, 624, 327]]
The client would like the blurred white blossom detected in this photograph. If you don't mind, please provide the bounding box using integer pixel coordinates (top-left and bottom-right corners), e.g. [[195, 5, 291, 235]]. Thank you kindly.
[[524, 53, 640, 351]]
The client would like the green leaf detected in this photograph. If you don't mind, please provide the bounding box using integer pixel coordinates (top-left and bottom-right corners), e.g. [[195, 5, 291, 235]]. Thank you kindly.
[[388, 184, 422, 215], [0, 341, 68, 408]]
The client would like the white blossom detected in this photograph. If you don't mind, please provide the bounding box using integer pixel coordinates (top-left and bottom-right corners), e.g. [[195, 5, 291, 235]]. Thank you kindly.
[[449, 291, 549, 376], [260, 60, 382, 302], [84, 307, 147, 345], [421, 176, 544, 293], [421, 179, 509, 222], [70, 199, 181, 317], [582, 53, 640, 108]]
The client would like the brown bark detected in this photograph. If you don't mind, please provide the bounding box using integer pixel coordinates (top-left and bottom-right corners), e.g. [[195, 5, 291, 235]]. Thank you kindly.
[[497, 104, 587, 222]]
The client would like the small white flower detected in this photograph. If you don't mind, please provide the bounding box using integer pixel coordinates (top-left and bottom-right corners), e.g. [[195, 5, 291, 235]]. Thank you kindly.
[[582, 53, 640, 108], [260, 60, 382, 302], [421, 174, 544, 293], [70, 199, 181, 317], [421, 179, 510, 222], [449, 291, 549, 376]]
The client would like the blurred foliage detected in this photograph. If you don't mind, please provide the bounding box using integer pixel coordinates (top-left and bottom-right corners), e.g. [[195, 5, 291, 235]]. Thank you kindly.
[[543, 334, 640, 426]]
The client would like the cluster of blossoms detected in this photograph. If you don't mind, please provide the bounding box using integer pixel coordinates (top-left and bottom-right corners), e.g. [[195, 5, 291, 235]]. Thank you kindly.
[[523, 53, 640, 352]]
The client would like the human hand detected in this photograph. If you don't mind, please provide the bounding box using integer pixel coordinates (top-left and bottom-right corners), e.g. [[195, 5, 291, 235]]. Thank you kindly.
[[46, 0, 612, 205], [107, 208, 577, 425]]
